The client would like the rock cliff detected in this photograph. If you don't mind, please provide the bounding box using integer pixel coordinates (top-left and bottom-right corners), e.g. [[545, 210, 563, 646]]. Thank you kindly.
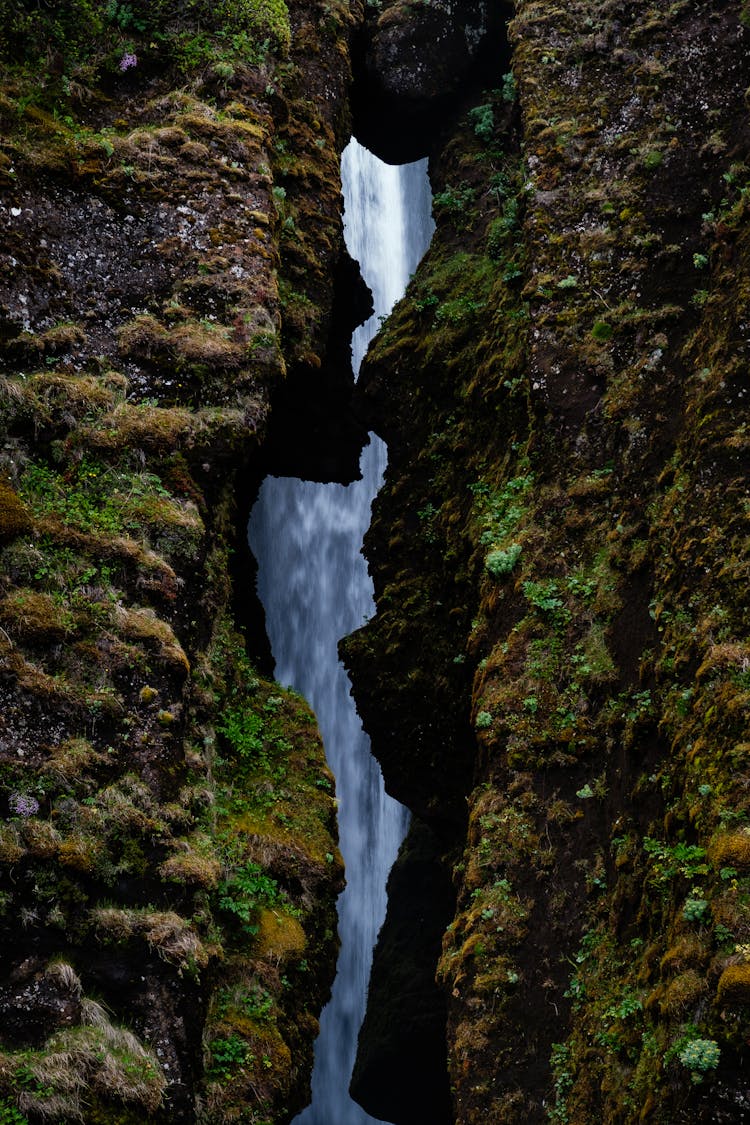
[[345, 0, 750, 1122], [0, 0, 363, 1120], [2, 0, 750, 1123]]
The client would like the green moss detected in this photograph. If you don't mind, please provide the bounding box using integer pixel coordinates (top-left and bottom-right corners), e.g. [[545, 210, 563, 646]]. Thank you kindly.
[[591, 319, 614, 341], [0, 0, 290, 81], [0, 480, 31, 544]]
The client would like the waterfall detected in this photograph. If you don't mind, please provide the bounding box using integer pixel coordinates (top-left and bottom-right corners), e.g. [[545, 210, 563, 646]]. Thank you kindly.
[[248, 138, 434, 1124]]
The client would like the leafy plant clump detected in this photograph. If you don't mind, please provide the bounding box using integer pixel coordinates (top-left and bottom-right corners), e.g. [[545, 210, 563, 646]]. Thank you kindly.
[[676, 1037, 720, 1084], [207, 1033, 250, 1080], [486, 543, 522, 577], [0, 1099, 27, 1125], [0, 0, 291, 83], [217, 862, 284, 934]]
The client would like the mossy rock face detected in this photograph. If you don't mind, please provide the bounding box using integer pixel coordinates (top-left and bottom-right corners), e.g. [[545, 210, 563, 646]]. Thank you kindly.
[[711, 832, 750, 871], [347, 0, 750, 1121], [353, 0, 512, 162], [0, 0, 358, 1118], [717, 963, 750, 1007], [0, 480, 31, 544]]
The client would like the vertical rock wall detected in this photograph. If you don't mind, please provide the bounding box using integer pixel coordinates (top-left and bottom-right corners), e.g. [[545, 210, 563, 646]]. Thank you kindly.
[[0, 1, 365, 1120], [347, 0, 750, 1122]]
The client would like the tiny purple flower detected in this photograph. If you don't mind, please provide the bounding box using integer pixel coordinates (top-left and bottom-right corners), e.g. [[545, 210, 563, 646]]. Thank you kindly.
[[8, 792, 39, 818], [119, 52, 138, 72]]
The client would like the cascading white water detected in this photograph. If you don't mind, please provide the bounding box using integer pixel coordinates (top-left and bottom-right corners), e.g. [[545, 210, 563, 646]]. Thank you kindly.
[[248, 138, 434, 1124]]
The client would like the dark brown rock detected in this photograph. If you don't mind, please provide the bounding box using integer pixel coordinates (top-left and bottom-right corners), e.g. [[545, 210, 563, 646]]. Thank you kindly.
[[352, 0, 512, 162]]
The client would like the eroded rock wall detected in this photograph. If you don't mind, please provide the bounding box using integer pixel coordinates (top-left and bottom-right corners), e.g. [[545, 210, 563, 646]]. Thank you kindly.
[[0, 1, 364, 1120], [347, 1, 750, 1122]]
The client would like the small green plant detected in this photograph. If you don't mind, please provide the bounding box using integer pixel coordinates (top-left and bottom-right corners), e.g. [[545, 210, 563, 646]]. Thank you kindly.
[[676, 1038, 720, 1084], [224, 984, 274, 1022], [208, 1034, 250, 1079], [623, 689, 653, 722], [435, 296, 485, 323], [487, 196, 521, 256], [522, 580, 571, 627], [501, 71, 516, 103], [0, 1099, 28, 1124], [218, 862, 282, 932], [472, 471, 532, 547], [217, 707, 265, 762], [105, 0, 147, 31], [642, 838, 709, 886], [549, 1042, 573, 1123], [715, 923, 734, 946], [475, 710, 493, 730], [604, 989, 642, 1022], [485, 543, 522, 577], [594, 988, 643, 1050], [433, 184, 475, 212], [213, 60, 235, 80], [468, 104, 494, 142], [433, 184, 476, 230], [591, 320, 613, 341], [643, 150, 664, 170], [413, 291, 439, 313], [682, 895, 710, 923]]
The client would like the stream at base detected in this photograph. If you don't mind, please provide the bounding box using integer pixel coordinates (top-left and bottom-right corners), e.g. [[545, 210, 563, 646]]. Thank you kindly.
[[248, 138, 434, 1124]]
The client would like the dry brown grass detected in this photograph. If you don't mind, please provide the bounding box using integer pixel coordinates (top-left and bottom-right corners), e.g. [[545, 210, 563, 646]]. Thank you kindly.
[[14, 1007, 167, 1118], [0, 824, 25, 864], [661, 969, 708, 1015], [0, 589, 69, 643], [158, 839, 221, 888], [25, 371, 121, 422], [91, 906, 210, 970], [46, 736, 106, 783], [21, 818, 61, 859], [45, 960, 83, 996]]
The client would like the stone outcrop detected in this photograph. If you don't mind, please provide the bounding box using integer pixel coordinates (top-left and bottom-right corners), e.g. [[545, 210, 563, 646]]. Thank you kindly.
[[351, 818, 455, 1125], [352, 0, 511, 163]]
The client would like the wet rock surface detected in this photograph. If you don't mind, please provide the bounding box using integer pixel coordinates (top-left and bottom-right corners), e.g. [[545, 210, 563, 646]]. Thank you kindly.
[[351, 818, 455, 1125]]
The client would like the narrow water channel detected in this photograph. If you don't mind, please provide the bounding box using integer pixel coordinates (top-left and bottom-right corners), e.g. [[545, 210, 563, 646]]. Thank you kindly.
[[248, 138, 433, 1124]]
